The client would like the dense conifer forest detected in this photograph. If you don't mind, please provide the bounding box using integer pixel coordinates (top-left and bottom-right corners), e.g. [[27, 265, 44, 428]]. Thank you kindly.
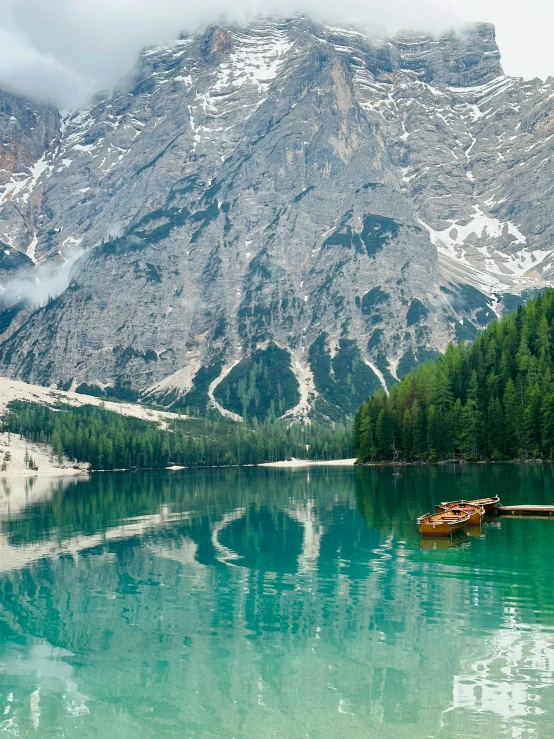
[[353, 289, 554, 463], [3, 402, 352, 470]]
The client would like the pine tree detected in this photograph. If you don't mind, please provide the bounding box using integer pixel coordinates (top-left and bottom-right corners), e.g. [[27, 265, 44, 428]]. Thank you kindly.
[[486, 395, 504, 459], [51, 430, 63, 463], [503, 378, 520, 458], [358, 407, 376, 462], [353, 289, 554, 463], [401, 408, 413, 459], [411, 400, 425, 460], [376, 408, 396, 459], [541, 392, 554, 457]]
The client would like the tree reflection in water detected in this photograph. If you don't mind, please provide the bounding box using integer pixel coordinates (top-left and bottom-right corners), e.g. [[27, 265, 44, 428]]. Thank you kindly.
[[1, 465, 554, 737]]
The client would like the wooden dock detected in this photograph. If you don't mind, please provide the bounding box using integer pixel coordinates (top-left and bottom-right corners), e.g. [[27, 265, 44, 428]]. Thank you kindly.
[[497, 505, 554, 517]]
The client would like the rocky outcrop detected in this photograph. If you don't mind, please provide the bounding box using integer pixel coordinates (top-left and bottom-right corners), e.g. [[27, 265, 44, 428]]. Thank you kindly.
[[0, 90, 59, 174], [0, 17, 552, 418], [0, 90, 60, 257], [391, 23, 502, 87]]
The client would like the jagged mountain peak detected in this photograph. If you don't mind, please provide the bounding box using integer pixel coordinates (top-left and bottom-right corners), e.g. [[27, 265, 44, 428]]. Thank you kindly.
[[390, 21, 502, 87], [0, 16, 552, 420], [136, 16, 503, 92]]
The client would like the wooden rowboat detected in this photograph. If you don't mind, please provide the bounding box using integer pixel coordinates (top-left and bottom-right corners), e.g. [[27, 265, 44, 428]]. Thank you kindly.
[[468, 496, 500, 512], [417, 510, 470, 537], [435, 502, 485, 526], [440, 496, 500, 514]]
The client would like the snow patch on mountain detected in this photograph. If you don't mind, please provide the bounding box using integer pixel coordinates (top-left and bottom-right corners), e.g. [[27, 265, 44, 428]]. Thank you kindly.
[[1, 17, 554, 415], [419, 208, 549, 294], [214, 26, 293, 94]]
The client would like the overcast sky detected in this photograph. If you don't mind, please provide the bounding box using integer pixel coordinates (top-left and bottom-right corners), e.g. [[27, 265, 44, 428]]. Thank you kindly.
[[0, 0, 552, 109]]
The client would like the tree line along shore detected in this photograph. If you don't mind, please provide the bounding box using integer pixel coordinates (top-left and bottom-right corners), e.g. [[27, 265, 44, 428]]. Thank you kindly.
[[3, 289, 554, 472], [353, 289, 554, 463], [2, 401, 352, 471]]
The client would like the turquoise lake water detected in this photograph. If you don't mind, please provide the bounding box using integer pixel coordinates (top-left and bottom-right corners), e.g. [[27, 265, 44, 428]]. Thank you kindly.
[[1, 464, 554, 737]]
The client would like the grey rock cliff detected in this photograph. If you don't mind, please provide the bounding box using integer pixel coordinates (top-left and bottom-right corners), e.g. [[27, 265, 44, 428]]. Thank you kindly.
[[0, 91, 60, 257], [0, 17, 552, 418]]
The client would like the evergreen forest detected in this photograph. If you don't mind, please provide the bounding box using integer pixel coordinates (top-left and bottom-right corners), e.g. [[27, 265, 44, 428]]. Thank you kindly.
[[3, 401, 352, 470], [353, 289, 554, 462]]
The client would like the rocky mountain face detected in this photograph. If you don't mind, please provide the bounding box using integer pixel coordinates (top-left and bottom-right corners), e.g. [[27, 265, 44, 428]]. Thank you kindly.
[[0, 17, 553, 420], [0, 91, 60, 265]]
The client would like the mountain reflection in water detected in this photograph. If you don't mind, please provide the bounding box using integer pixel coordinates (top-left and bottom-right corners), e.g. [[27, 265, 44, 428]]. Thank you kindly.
[[1, 465, 554, 738]]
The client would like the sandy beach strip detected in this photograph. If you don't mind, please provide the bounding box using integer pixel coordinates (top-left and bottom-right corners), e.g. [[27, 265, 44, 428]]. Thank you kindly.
[[258, 458, 356, 468], [0, 432, 89, 479]]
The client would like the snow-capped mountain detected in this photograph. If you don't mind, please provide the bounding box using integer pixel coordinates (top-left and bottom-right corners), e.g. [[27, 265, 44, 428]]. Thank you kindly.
[[0, 17, 553, 419]]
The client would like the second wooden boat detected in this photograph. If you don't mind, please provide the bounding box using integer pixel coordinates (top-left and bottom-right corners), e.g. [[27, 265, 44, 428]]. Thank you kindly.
[[468, 496, 500, 513], [417, 510, 470, 537], [440, 496, 500, 513], [435, 502, 485, 526]]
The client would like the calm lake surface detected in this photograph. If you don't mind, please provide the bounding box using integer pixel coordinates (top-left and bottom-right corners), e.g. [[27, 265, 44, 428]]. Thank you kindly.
[[1, 465, 554, 737]]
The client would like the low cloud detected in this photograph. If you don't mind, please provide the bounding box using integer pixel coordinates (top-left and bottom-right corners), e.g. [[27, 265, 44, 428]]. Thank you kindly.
[[0, 250, 84, 309], [0, 0, 551, 109]]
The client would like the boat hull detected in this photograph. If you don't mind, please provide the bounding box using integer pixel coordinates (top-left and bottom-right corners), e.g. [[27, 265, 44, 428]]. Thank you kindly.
[[417, 512, 470, 537], [440, 497, 500, 514], [469, 497, 500, 513], [435, 503, 484, 526]]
